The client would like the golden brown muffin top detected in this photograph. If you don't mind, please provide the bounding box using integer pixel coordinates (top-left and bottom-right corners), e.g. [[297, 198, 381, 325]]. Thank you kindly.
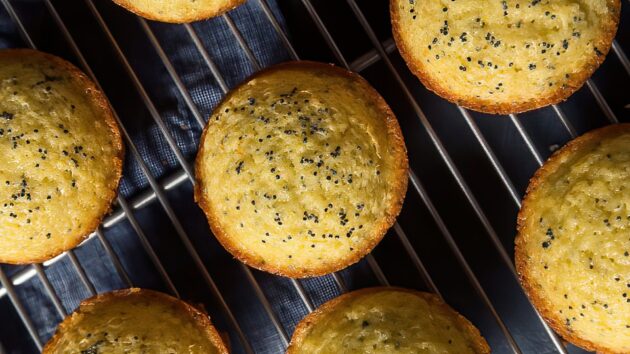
[[43, 288, 229, 354], [195, 61, 408, 277], [287, 287, 490, 354], [111, 0, 244, 23], [391, 0, 620, 114], [516, 124, 630, 353], [0, 49, 122, 264]]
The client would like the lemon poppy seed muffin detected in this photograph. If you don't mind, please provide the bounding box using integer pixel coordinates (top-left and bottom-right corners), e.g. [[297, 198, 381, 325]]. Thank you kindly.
[[195, 61, 408, 277], [43, 288, 229, 354], [111, 0, 244, 23], [391, 0, 620, 114], [287, 287, 490, 354], [516, 124, 630, 353], [0, 49, 123, 264]]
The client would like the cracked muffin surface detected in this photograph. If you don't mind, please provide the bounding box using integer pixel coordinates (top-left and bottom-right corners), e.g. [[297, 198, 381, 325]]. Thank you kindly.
[[195, 61, 408, 277]]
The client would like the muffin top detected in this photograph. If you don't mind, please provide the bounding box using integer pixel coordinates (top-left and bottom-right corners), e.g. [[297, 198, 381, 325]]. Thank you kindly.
[[111, 0, 244, 23], [287, 287, 490, 354], [43, 288, 228, 354], [195, 61, 408, 277], [0, 49, 123, 264], [516, 124, 630, 353], [391, 0, 620, 114]]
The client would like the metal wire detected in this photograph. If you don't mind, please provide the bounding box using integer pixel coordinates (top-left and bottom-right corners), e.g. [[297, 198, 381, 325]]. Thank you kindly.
[[116, 195, 180, 297], [459, 108, 521, 206], [612, 40, 630, 76], [95, 227, 133, 287], [256, 0, 299, 60], [222, 13, 262, 70], [510, 114, 545, 165], [184, 24, 230, 93], [32, 264, 66, 317], [86, 3, 196, 182], [300, 0, 349, 68], [164, 15, 390, 347], [0, 0, 33, 48], [331, 272, 348, 292], [0, 268, 42, 350], [392, 222, 442, 298], [290, 279, 315, 312], [138, 19, 206, 128], [242, 267, 290, 347], [586, 80, 619, 123], [67, 251, 96, 295], [407, 171, 522, 354], [551, 105, 578, 138]]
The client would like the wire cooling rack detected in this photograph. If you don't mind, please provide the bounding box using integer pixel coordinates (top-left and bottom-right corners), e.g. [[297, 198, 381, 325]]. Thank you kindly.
[[0, 0, 628, 353]]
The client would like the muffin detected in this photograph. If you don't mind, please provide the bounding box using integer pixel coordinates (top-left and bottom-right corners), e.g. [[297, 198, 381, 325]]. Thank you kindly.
[[43, 288, 229, 353], [111, 0, 244, 23], [287, 287, 490, 354], [391, 0, 620, 114], [195, 61, 408, 278], [0, 49, 123, 264], [516, 124, 630, 353]]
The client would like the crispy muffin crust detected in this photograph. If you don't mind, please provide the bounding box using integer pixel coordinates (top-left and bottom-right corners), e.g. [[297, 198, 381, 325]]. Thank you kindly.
[[391, 0, 620, 114], [0, 49, 123, 264], [111, 0, 245, 23], [43, 288, 229, 354], [287, 287, 490, 354], [195, 61, 408, 278], [516, 124, 630, 353]]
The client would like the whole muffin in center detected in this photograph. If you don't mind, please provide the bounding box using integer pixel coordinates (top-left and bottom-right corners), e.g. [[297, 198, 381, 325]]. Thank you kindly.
[[195, 61, 408, 277]]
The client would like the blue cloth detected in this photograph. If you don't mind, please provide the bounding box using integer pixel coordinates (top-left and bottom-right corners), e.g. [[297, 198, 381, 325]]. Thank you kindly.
[[0, 1, 359, 353]]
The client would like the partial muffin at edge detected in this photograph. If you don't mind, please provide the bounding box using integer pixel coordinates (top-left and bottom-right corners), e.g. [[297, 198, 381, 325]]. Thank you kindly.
[[391, 0, 620, 114], [0, 49, 123, 264], [195, 61, 408, 278], [516, 123, 630, 353], [43, 288, 229, 353], [287, 287, 490, 354], [111, 0, 245, 23]]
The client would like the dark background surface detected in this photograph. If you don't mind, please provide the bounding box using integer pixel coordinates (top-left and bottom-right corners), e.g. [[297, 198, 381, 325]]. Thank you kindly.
[[0, 0, 628, 353]]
